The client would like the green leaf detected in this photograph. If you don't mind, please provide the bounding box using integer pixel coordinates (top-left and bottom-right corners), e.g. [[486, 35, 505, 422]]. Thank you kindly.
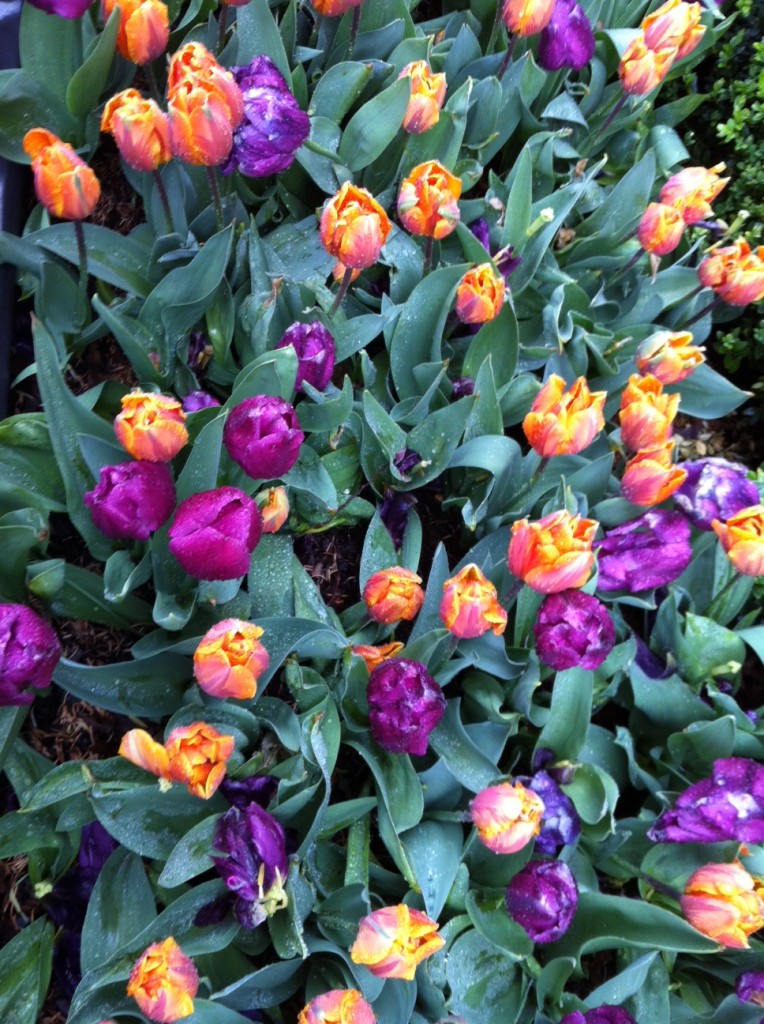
[[52, 653, 191, 718], [65, 8, 120, 117], [236, 0, 292, 85], [0, 917, 54, 1024], [213, 959, 305, 1010], [536, 668, 593, 761], [81, 848, 157, 974], [27, 560, 152, 628], [31, 224, 156, 297], [501, 146, 533, 251], [401, 820, 463, 920], [446, 929, 526, 1024], [309, 62, 373, 122], [429, 699, 499, 793], [676, 612, 746, 685], [465, 891, 534, 960], [159, 815, 220, 888], [248, 534, 294, 618], [338, 77, 411, 172], [91, 785, 219, 860], [0, 706, 28, 777], [359, 509, 398, 588], [673, 363, 748, 419], [0, 70, 79, 161], [0, 414, 64, 514], [348, 740, 424, 834]]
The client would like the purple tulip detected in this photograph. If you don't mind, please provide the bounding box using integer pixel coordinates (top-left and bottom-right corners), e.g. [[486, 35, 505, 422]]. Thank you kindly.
[[505, 860, 578, 944], [674, 457, 759, 530], [469, 218, 491, 251], [168, 486, 263, 580], [220, 775, 278, 810], [523, 770, 581, 854], [222, 56, 310, 178], [560, 1009, 637, 1024], [212, 803, 289, 929], [367, 658, 446, 756], [0, 604, 62, 706], [183, 390, 221, 413], [276, 321, 336, 392], [538, 0, 596, 71], [737, 971, 764, 1006], [647, 757, 764, 844], [379, 488, 416, 549], [223, 395, 304, 480], [595, 510, 692, 592], [84, 462, 176, 540], [533, 590, 616, 671], [451, 376, 475, 398], [25, 0, 91, 17]]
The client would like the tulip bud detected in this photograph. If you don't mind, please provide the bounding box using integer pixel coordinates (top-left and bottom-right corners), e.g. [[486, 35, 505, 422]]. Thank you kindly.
[[166, 723, 235, 798], [350, 905, 445, 980], [114, 391, 188, 463], [312, 0, 362, 16], [455, 263, 505, 324], [257, 487, 290, 533], [642, 0, 705, 60], [659, 163, 729, 225], [367, 658, 446, 756], [351, 641, 404, 671], [621, 442, 688, 507], [276, 321, 336, 391], [698, 239, 764, 307], [298, 989, 377, 1024], [505, 860, 579, 943], [618, 34, 677, 96], [637, 202, 685, 255], [537, 0, 595, 71], [101, 89, 172, 172], [193, 619, 269, 700], [737, 971, 764, 1008], [470, 781, 545, 854], [363, 567, 424, 624], [398, 61, 447, 134], [23, 129, 100, 221], [522, 374, 606, 458], [127, 937, 199, 1023], [320, 183, 392, 270], [182, 390, 220, 413], [84, 461, 176, 540], [508, 510, 598, 594], [681, 861, 764, 948], [0, 604, 61, 707], [674, 458, 760, 531], [618, 373, 679, 452], [397, 160, 462, 240], [102, 0, 169, 66], [167, 81, 237, 167], [168, 486, 263, 580], [212, 803, 288, 928], [439, 564, 507, 639], [533, 590, 616, 671], [223, 395, 304, 480], [168, 43, 244, 127], [634, 330, 705, 384], [712, 505, 764, 578], [502, 0, 555, 36]]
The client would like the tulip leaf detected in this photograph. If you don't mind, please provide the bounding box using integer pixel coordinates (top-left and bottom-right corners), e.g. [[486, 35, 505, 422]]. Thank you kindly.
[[65, 8, 120, 118], [52, 653, 192, 718], [0, 69, 80, 162], [429, 699, 500, 793], [31, 223, 157, 297], [536, 668, 593, 761], [465, 891, 534, 960], [309, 61, 374, 123], [236, 0, 292, 87], [159, 814, 221, 889], [401, 820, 464, 920], [0, 917, 54, 1024], [338, 76, 411, 172], [446, 929, 526, 1024]]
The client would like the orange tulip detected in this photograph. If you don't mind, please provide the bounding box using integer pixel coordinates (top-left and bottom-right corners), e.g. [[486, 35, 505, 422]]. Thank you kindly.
[[697, 239, 764, 307], [439, 564, 507, 639], [167, 80, 238, 167], [257, 486, 290, 533], [398, 61, 447, 135], [637, 202, 685, 256], [193, 619, 269, 700], [168, 44, 244, 125], [114, 391, 188, 462], [102, 0, 169, 65], [119, 722, 235, 799], [312, 0, 362, 14], [618, 34, 677, 95], [618, 373, 679, 452], [320, 183, 392, 270], [470, 781, 545, 854], [350, 905, 444, 980], [101, 89, 171, 172], [363, 567, 424, 624], [681, 861, 764, 949], [127, 937, 199, 1023], [634, 330, 705, 384], [659, 163, 729, 225], [351, 641, 404, 671], [621, 442, 687, 507], [297, 989, 376, 1024], [502, 0, 555, 36], [642, 0, 705, 61], [455, 263, 505, 324], [397, 160, 462, 240], [522, 374, 606, 458], [508, 510, 598, 594], [22, 129, 100, 221], [712, 505, 764, 578]]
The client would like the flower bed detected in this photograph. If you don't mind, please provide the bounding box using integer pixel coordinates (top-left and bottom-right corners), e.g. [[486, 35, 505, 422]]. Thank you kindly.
[[1, 1, 764, 1023]]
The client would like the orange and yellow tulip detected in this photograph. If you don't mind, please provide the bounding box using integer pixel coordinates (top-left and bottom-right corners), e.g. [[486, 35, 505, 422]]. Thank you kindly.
[[193, 619, 269, 700], [350, 905, 444, 980], [618, 373, 679, 452], [634, 330, 705, 384], [522, 374, 606, 458], [712, 505, 764, 578], [363, 567, 424, 625], [698, 239, 764, 307], [618, 34, 677, 95], [167, 81, 238, 167], [23, 129, 100, 221], [102, 0, 169, 66], [621, 442, 688, 507], [470, 780, 545, 854], [637, 202, 685, 256], [681, 861, 764, 949], [320, 183, 392, 270], [502, 0, 555, 36], [397, 160, 462, 240], [297, 988, 376, 1024], [642, 0, 705, 61], [257, 486, 290, 533], [455, 263, 505, 324], [659, 163, 729, 225], [351, 641, 404, 671], [101, 89, 172, 172], [114, 391, 188, 462], [127, 937, 199, 1023], [119, 722, 235, 799], [439, 564, 507, 639], [167, 43, 244, 128], [398, 61, 447, 135], [508, 510, 598, 594]]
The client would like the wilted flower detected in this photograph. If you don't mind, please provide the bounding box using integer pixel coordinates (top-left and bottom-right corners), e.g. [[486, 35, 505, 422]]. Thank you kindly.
[[182, 390, 220, 413], [698, 239, 764, 306], [23, 129, 100, 221], [439, 564, 508, 639], [298, 989, 376, 1024], [223, 395, 304, 479], [560, 1009, 637, 1024], [737, 971, 764, 1007], [0, 604, 61, 707], [114, 391, 188, 463], [350, 905, 444, 980], [194, 620, 269, 700], [397, 160, 462, 240], [363, 567, 424, 625], [648, 758, 764, 844], [595, 509, 692, 592], [222, 57, 310, 178], [84, 462, 176, 540], [102, 0, 169, 65], [508, 510, 598, 594], [212, 803, 288, 928], [642, 0, 705, 59], [502, 0, 555, 36], [120, 722, 235, 799], [455, 263, 505, 324], [522, 375, 606, 458], [398, 61, 447, 134], [470, 781, 545, 854], [621, 442, 688, 507], [525, 770, 581, 854], [659, 163, 729, 225], [537, 0, 595, 70], [367, 658, 446, 756], [257, 487, 290, 533], [276, 321, 336, 391], [320, 183, 392, 270], [100, 90, 172, 172], [637, 202, 685, 256], [634, 330, 705, 384], [533, 590, 616, 671], [674, 458, 759, 530], [505, 860, 579, 944], [127, 938, 199, 1023], [618, 34, 677, 96], [351, 641, 404, 672], [681, 861, 764, 948], [619, 373, 679, 452], [712, 505, 764, 577], [168, 487, 262, 580]]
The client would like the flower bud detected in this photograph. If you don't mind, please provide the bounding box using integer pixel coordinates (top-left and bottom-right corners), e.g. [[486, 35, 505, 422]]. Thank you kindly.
[[168, 486, 263, 580], [698, 239, 764, 306], [23, 129, 100, 221], [642, 0, 705, 60], [525, 770, 581, 854], [119, 723, 235, 799], [659, 163, 729, 225], [533, 590, 616, 671], [312, 0, 362, 16], [674, 458, 760, 530], [182, 390, 220, 413], [0, 604, 61, 707], [538, 0, 595, 71], [439, 564, 507, 639], [502, 0, 555, 36], [351, 641, 404, 671], [634, 330, 705, 384], [127, 937, 199, 1023], [363, 567, 424, 624], [560, 1009, 637, 1024], [101, 89, 172, 172], [508, 510, 597, 594], [167, 80, 237, 166], [397, 160, 462, 240], [298, 989, 377, 1024], [737, 971, 764, 1008], [320, 183, 392, 270], [398, 61, 447, 135], [681, 861, 764, 948], [618, 373, 679, 452], [194, 619, 269, 700], [212, 803, 288, 928], [595, 509, 692, 592], [367, 658, 446, 756], [168, 43, 244, 127], [350, 905, 444, 980], [276, 321, 336, 391], [470, 781, 545, 854], [621, 442, 687, 507], [84, 462, 176, 540], [102, 0, 169, 65], [257, 487, 290, 533], [505, 860, 579, 944], [637, 202, 685, 256], [618, 34, 677, 96], [223, 395, 304, 479], [114, 391, 188, 463], [455, 263, 505, 324], [522, 375, 606, 458], [712, 505, 764, 577]]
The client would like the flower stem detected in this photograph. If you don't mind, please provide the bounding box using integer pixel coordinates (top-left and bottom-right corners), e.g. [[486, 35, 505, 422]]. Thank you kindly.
[[74, 219, 88, 297], [153, 170, 173, 233], [423, 235, 434, 275], [304, 137, 340, 161], [685, 295, 720, 327], [595, 92, 628, 140], [348, 4, 361, 59], [217, 5, 228, 54], [496, 33, 516, 80], [206, 166, 225, 232], [487, 0, 505, 54], [329, 265, 354, 317]]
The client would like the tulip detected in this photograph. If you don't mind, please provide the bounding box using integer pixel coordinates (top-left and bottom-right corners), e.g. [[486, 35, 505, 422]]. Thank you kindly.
[[397, 160, 462, 240], [681, 861, 764, 948], [212, 803, 288, 928], [351, 641, 404, 671], [533, 590, 616, 671], [26, 0, 91, 16], [505, 860, 579, 944], [363, 567, 424, 625], [595, 509, 692, 592], [100, 90, 172, 172], [621, 442, 687, 507], [398, 61, 447, 134], [320, 183, 392, 270], [502, 0, 555, 36], [659, 163, 729, 225], [350, 905, 444, 980], [120, 722, 235, 799], [23, 129, 100, 221], [524, 770, 581, 854], [697, 239, 764, 306], [84, 461, 176, 540], [737, 971, 764, 1007], [312, 0, 363, 15], [168, 486, 263, 580], [439, 564, 508, 639], [522, 374, 606, 458], [276, 321, 336, 391], [257, 487, 290, 533], [634, 330, 705, 384], [712, 504, 764, 577], [298, 989, 377, 1024], [637, 202, 685, 256], [367, 658, 446, 756], [618, 373, 679, 452], [508, 510, 598, 594], [167, 80, 237, 167], [182, 390, 220, 413], [470, 781, 545, 854], [642, 0, 705, 60], [114, 391, 188, 463], [674, 458, 760, 530], [167, 43, 244, 127], [618, 34, 677, 96], [223, 395, 304, 479], [193, 620, 269, 700], [102, 0, 169, 65], [127, 938, 199, 1023], [219, 774, 278, 809], [0, 604, 61, 707], [537, 0, 595, 71], [560, 1010, 636, 1024], [455, 263, 505, 324]]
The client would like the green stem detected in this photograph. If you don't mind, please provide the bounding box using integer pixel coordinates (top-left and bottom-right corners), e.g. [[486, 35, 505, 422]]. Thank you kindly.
[[329, 265, 354, 317], [206, 166, 225, 231], [422, 235, 434, 275], [348, 3, 361, 59], [486, 0, 504, 55], [685, 295, 720, 327], [74, 219, 88, 297], [152, 170, 173, 233], [595, 92, 628, 140], [496, 33, 516, 80], [217, 4, 228, 53], [304, 137, 340, 161]]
